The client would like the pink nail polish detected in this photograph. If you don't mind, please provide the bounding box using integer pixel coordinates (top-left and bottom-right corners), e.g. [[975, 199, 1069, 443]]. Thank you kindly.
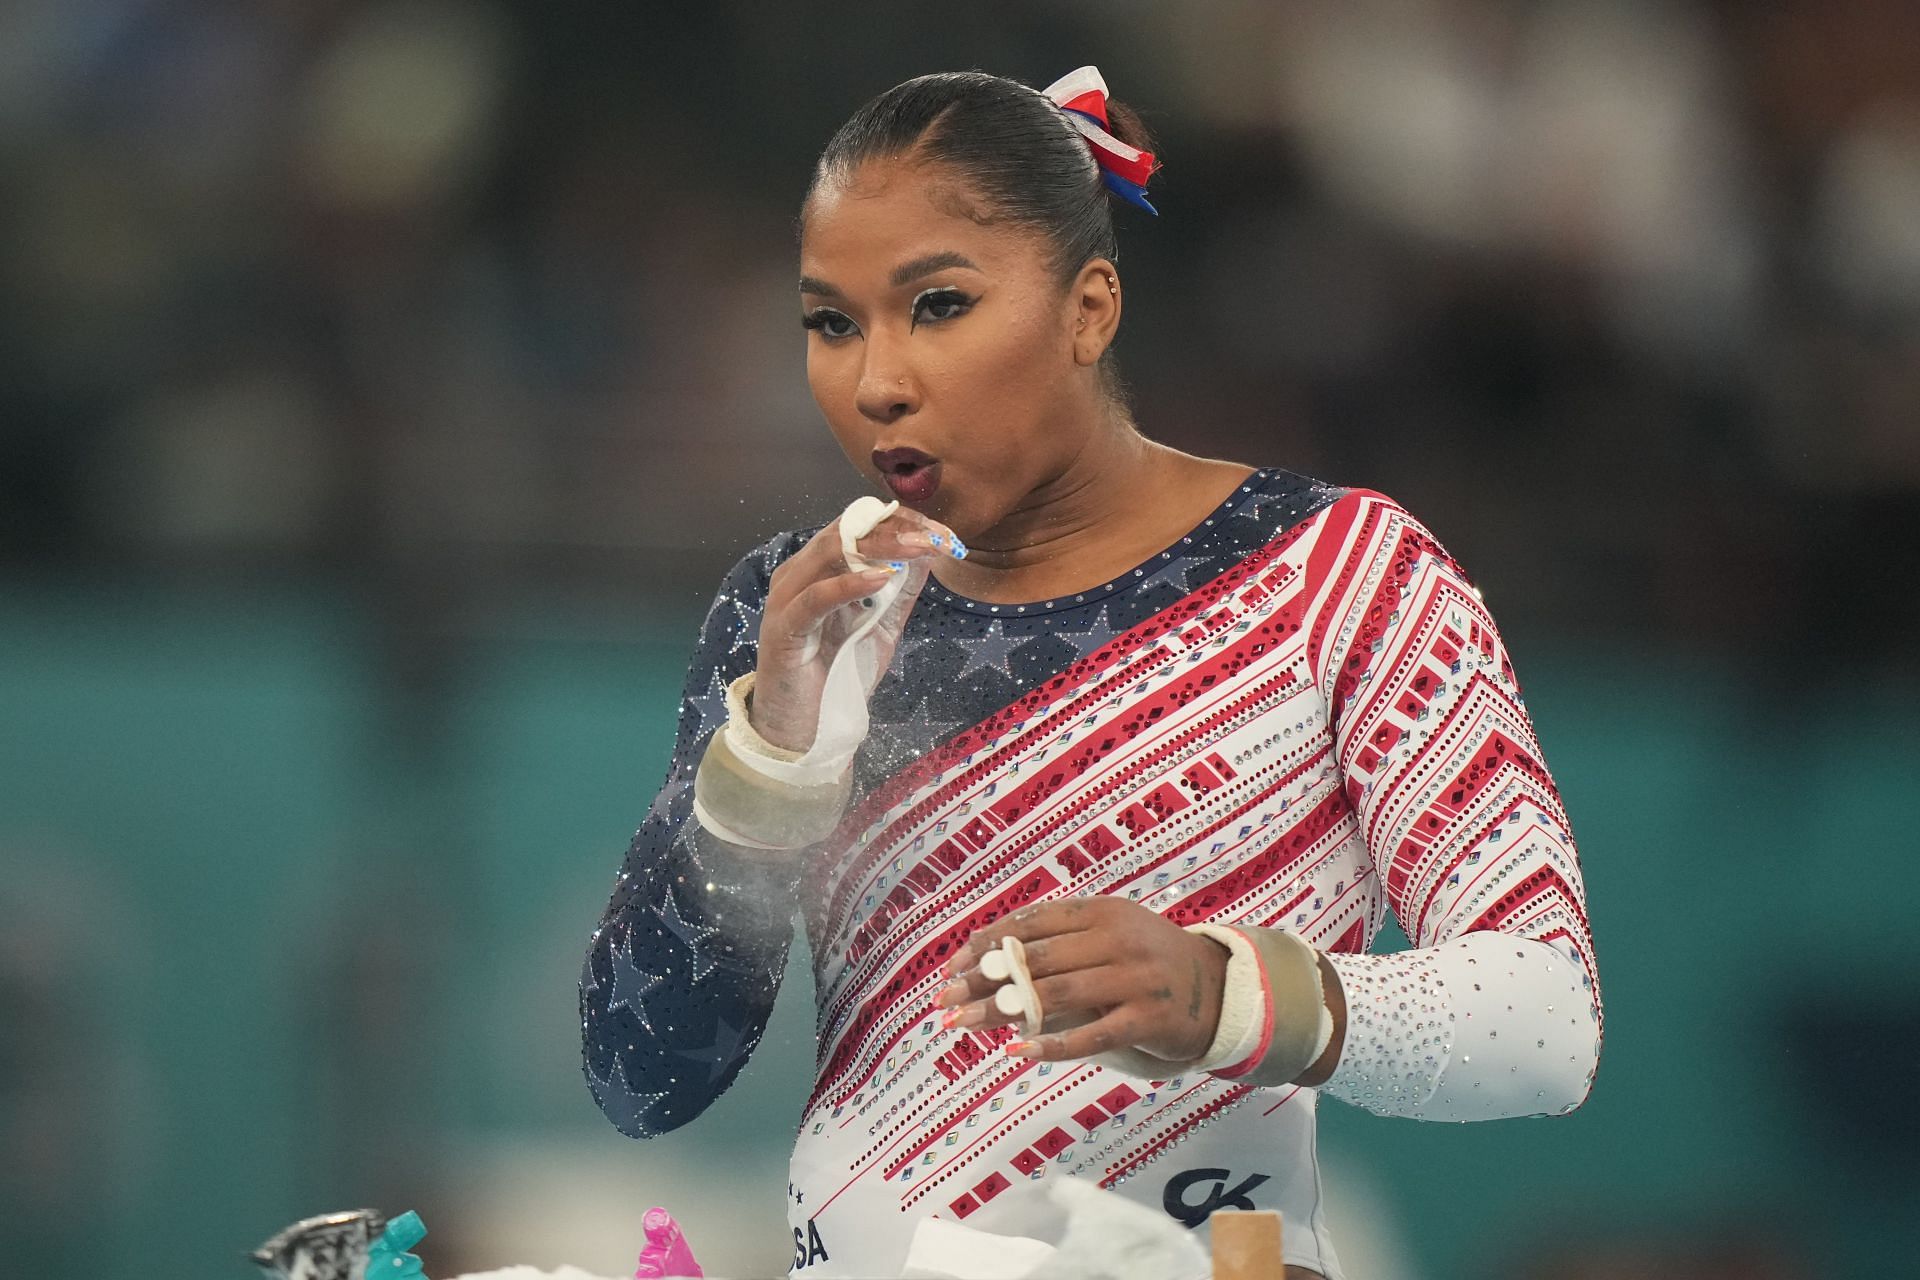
[[1005, 1041, 1031, 1057], [940, 1008, 961, 1029]]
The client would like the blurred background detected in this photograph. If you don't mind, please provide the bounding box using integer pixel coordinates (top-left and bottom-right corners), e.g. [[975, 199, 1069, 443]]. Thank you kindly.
[[2, 1, 1916, 1277]]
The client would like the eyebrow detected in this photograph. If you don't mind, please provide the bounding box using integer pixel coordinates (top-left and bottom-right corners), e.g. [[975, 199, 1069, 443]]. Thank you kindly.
[[798, 251, 981, 298]]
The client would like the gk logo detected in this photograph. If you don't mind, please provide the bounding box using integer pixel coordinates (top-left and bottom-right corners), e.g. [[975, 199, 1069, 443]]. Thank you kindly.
[[1162, 1167, 1272, 1226]]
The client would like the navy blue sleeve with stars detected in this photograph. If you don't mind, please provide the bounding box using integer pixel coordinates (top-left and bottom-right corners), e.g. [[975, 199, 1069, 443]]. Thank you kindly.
[[580, 528, 819, 1138]]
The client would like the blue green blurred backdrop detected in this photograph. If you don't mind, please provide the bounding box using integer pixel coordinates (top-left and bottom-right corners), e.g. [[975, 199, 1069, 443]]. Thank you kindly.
[[3, 3, 1916, 1278]]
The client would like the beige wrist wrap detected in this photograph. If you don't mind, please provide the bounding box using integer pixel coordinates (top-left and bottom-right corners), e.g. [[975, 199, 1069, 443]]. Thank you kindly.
[[691, 672, 851, 851]]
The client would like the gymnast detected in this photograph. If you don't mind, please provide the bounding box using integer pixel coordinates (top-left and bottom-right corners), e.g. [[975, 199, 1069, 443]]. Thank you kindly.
[[581, 66, 1601, 1280]]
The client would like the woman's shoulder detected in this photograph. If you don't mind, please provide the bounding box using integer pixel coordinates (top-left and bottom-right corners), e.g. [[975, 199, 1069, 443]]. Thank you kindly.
[[1238, 470, 1479, 583], [1254, 470, 1435, 540], [1270, 476, 1489, 605], [1221, 465, 1375, 545]]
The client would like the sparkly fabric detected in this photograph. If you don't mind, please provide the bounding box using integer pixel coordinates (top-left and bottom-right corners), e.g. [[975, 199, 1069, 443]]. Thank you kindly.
[[1309, 496, 1601, 1119], [579, 472, 1601, 1279]]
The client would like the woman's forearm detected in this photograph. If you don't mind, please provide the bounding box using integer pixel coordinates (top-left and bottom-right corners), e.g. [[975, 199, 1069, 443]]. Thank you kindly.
[[1319, 932, 1597, 1120]]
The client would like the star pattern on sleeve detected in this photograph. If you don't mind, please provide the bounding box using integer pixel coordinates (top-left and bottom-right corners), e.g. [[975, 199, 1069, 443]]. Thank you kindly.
[[589, 1051, 670, 1138], [673, 1013, 754, 1084], [725, 595, 763, 657], [655, 882, 724, 983], [606, 932, 665, 1035], [686, 666, 730, 741]]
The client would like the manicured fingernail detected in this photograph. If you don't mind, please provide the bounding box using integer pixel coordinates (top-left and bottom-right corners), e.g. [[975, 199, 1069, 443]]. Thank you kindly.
[[1005, 1041, 1033, 1058], [940, 1007, 962, 1029], [947, 534, 969, 560], [887, 560, 907, 572], [934, 979, 968, 1007], [899, 532, 934, 551], [926, 532, 945, 549]]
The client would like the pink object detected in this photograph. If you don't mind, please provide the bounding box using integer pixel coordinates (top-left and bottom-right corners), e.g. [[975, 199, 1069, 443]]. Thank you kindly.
[[633, 1207, 702, 1279]]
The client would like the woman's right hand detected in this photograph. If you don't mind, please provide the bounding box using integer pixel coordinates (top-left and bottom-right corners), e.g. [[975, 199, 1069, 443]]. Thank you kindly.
[[749, 506, 953, 752]]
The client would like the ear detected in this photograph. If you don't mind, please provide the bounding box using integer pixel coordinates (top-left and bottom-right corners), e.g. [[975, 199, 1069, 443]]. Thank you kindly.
[[1069, 258, 1122, 367]]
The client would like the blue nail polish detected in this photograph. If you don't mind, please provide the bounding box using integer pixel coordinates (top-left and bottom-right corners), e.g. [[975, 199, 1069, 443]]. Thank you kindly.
[[888, 560, 907, 572], [928, 532, 945, 548], [948, 534, 969, 560]]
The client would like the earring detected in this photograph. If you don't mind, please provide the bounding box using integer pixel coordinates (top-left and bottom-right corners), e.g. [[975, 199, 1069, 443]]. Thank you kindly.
[[1105, 274, 1118, 295]]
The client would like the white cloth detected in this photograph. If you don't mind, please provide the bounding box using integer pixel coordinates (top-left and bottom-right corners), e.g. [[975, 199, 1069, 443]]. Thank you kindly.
[[724, 496, 933, 788], [899, 1178, 1209, 1280]]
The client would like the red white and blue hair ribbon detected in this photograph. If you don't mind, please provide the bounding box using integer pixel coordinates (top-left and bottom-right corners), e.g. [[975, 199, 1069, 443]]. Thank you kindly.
[[1042, 66, 1159, 215]]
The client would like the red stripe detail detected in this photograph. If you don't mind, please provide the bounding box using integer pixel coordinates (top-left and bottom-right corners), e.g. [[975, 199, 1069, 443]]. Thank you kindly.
[[1469, 865, 1589, 939], [1113, 749, 1323, 897], [1387, 712, 1554, 902], [817, 614, 1313, 1005], [824, 522, 1317, 921], [812, 520, 1335, 1095], [980, 599, 1308, 831], [1410, 798, 1542, 940], [817, 871, 1056, 1109], [1304, 491, 1376, 685], [1160, 790, 1347, 925]]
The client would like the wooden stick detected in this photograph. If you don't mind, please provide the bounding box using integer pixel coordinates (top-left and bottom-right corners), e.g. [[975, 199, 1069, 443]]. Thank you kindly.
[[1211, 1209, 1284, 1280]]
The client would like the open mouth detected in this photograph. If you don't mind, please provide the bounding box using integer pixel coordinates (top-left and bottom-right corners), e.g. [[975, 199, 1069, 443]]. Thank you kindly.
[[873, 448, 942, 503]]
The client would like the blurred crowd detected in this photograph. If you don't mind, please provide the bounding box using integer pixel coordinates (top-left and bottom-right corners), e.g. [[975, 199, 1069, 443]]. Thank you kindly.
[[4, 6, 1915, 1278], [2, 0, 1916, 673]]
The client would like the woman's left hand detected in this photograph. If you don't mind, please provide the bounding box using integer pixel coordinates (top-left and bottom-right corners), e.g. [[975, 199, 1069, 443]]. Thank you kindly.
[[932, 897, 1228, 1063]]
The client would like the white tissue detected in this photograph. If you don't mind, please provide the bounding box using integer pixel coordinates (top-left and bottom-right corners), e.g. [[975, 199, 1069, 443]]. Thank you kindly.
[[900, 1218, 1059, 1279], [724, 496, 931, 790], [800, 496, 914, 772], [1023, 1178, 1209, 1279], [899, 1177, 1210, 1280]]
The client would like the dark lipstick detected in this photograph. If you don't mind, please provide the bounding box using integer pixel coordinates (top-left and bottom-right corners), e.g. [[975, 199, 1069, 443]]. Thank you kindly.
[[872, 447, 941, 503]]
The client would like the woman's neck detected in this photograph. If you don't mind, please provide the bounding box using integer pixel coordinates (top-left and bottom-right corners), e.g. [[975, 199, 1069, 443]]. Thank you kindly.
[[933, 419, 1253, 605]]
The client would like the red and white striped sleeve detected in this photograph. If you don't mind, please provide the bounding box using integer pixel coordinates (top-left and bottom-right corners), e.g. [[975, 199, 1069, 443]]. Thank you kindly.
[[1305, 490, 1602, 1120]]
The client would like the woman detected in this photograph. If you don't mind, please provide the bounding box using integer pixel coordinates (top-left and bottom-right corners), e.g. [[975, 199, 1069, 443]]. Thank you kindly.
[[581, 68, 1600, 1280]]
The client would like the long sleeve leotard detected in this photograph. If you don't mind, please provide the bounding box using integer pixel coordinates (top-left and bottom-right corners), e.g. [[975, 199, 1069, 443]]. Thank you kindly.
[[581, 470, 1601, 1279]]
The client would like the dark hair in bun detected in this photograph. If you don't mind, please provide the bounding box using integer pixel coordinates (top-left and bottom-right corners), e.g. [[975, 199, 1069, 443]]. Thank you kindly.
[[808, 70, 1158, 282]]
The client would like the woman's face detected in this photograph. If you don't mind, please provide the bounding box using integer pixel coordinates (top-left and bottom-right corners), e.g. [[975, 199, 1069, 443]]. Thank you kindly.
[[798, 155, 1111, 540]]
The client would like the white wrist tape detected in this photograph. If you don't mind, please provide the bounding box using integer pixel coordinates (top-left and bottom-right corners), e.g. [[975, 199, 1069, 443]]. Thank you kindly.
[[1184, 924, 1333, 1079]]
